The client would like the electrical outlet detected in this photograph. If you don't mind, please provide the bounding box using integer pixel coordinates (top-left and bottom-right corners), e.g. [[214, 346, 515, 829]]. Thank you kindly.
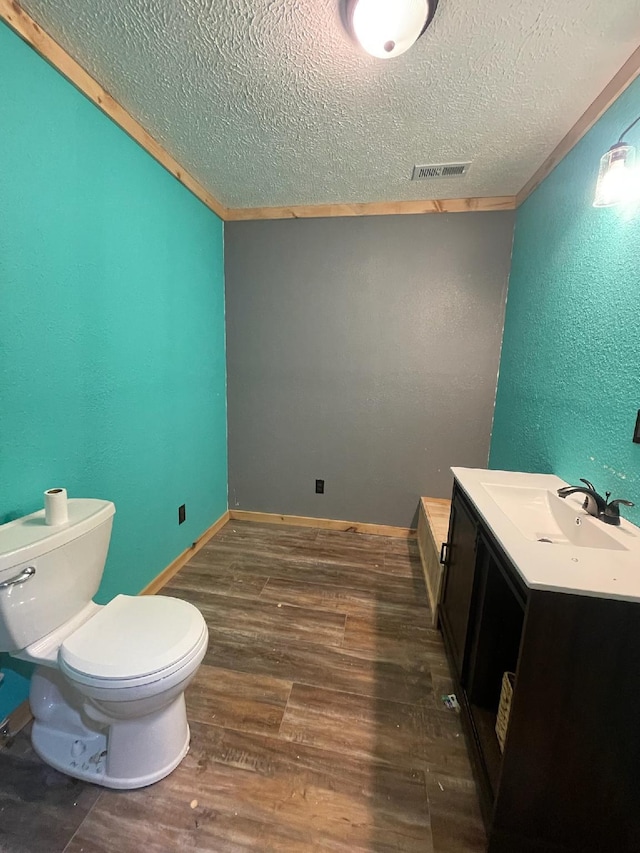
[[315, 479, 325, 494], [634, 410, 640, 444], [178, 504, 186, 524]]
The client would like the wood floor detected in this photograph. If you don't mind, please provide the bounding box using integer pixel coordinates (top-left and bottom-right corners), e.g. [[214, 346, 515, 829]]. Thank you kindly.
[[0, 521, 486, 852]]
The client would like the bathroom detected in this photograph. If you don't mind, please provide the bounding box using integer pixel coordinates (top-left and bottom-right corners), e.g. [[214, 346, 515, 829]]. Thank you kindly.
[[1, 0, 640, 850]]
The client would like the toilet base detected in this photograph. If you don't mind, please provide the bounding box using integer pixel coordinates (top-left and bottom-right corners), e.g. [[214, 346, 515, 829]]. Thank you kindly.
[[29, 667, 191, 789]]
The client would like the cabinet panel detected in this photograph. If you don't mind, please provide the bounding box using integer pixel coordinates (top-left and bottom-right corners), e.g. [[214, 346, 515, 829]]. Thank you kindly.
[[491, 590, 640, 852], [439, 488, 477, 677]]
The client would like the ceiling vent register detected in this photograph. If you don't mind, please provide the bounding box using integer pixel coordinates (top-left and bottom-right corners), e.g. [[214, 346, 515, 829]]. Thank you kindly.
[[411, 162, 471, 180]]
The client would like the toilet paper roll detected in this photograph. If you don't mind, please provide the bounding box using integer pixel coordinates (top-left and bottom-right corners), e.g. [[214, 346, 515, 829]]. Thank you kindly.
[[44, 488, 68, 526]]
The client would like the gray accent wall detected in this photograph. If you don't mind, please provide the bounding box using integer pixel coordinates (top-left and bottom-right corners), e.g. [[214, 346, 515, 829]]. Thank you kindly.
[[225, 213, 515, 527]]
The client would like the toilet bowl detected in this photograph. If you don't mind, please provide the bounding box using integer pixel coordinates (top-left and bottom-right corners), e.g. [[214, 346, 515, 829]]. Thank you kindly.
[[0, 498, 209, 789]]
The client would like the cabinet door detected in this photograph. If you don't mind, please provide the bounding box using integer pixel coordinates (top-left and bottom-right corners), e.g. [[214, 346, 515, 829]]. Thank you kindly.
[[439, 488, 478, 677]]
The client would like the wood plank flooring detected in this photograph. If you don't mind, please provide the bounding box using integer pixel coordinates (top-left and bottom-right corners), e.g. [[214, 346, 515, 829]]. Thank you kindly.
[[0, 521, 485, 852]]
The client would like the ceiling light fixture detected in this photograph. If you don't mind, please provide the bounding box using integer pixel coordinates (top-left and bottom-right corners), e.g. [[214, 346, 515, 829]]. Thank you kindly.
[[345, 0, 439, 60], [593, 114, 640, 207]]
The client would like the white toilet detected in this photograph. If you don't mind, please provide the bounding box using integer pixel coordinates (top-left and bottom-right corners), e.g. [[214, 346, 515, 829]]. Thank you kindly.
[[0, 498, 208, 789]]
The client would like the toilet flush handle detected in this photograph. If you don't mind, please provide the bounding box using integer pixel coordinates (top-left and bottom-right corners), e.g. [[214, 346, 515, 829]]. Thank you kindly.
[[0, 566, 36, 590]]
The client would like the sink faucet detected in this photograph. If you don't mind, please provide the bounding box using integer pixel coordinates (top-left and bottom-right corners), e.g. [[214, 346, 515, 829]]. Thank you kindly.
[[557, 480, 607, 517], [602, 498, 635, 525], [557, 478, 634, 526]]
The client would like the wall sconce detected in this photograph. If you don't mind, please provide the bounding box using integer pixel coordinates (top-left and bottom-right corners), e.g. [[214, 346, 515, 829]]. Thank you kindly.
[[593, 115, 640, 207], [344, 0, 439, 60]]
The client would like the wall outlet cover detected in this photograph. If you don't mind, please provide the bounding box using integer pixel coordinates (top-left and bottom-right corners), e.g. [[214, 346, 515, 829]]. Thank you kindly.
[[178, 504, 186, 524]]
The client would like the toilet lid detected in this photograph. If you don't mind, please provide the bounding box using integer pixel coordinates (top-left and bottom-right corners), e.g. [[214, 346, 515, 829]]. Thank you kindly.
[[59, 594, 206, 681]]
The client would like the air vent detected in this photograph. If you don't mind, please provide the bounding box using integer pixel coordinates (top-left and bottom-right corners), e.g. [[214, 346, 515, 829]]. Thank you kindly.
[[412, 162, 471, 180]]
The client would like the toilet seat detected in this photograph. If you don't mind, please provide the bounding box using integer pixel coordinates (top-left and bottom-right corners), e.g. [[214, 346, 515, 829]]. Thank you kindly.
[[59, 594, 208, 690]]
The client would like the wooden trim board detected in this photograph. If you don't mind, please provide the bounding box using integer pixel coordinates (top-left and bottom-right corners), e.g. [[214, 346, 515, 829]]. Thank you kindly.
[[0, 699, 33, 746], [140, 510, 230, 595], [0, 2, 514, 224], [0, 510, 231, 741], [416, 532, 437, 622], [225, 196, 516, 220], [229, 509, 415, 538], [1, 507, 409, 740], [517, 42, 640, 205], [0, 0, 227, 219], [416, 497, 451, 627], [5, 0, 640, 218]]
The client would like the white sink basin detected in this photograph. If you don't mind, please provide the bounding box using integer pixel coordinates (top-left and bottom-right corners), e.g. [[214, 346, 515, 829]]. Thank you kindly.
[[482, 483, 628, 551]]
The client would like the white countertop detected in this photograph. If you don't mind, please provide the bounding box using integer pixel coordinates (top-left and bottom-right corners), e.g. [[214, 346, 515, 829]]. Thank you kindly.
[[452, 467, 640, 603]]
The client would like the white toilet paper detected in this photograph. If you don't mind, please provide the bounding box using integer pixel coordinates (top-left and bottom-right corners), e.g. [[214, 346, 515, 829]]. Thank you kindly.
[[44, 488, 68, 525]]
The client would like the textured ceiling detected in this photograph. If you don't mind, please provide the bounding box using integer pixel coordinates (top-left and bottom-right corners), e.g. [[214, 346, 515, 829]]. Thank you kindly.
[[19, 0, 640, 208]]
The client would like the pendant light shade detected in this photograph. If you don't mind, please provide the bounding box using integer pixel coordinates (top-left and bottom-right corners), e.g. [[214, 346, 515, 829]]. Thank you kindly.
[[593, 113, 640, 208], [347, 0, 437, 59], [593, 142, 636, 208]]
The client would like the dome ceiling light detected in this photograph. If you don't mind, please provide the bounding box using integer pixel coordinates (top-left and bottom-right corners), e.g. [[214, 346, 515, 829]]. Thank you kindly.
[[345, 0, 439, 60]]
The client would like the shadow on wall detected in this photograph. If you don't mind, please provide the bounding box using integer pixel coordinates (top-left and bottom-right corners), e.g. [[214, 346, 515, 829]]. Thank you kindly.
[[0, 658, 32, 722]]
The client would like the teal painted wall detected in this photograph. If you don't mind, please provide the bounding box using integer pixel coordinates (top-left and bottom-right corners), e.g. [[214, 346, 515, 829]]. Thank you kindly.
[[0, 23, 227, 718], [490, 76, 640, 525]]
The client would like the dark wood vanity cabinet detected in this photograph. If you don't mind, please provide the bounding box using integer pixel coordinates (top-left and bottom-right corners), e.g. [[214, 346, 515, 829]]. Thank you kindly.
[[439, 481, 640, 853]]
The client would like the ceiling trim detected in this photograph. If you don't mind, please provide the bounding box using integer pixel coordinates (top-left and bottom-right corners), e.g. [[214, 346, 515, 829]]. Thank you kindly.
[[3, 0, 639, 220], [0, 0, 228, 219], [0, 1, 515, 221], [517, 42, 640, 205], [225, 196, 517, 220]]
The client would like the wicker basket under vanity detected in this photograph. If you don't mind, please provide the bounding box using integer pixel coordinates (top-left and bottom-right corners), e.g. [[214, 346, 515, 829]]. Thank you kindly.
[[495, 671, 516, 752]]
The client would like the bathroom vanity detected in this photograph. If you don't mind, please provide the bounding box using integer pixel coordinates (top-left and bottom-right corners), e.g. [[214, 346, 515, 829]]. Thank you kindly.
[[439, 468, 640, 853]]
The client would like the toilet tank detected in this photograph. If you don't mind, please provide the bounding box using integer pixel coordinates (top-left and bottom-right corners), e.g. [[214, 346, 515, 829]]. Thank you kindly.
[[0, 500, 115, 652]]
